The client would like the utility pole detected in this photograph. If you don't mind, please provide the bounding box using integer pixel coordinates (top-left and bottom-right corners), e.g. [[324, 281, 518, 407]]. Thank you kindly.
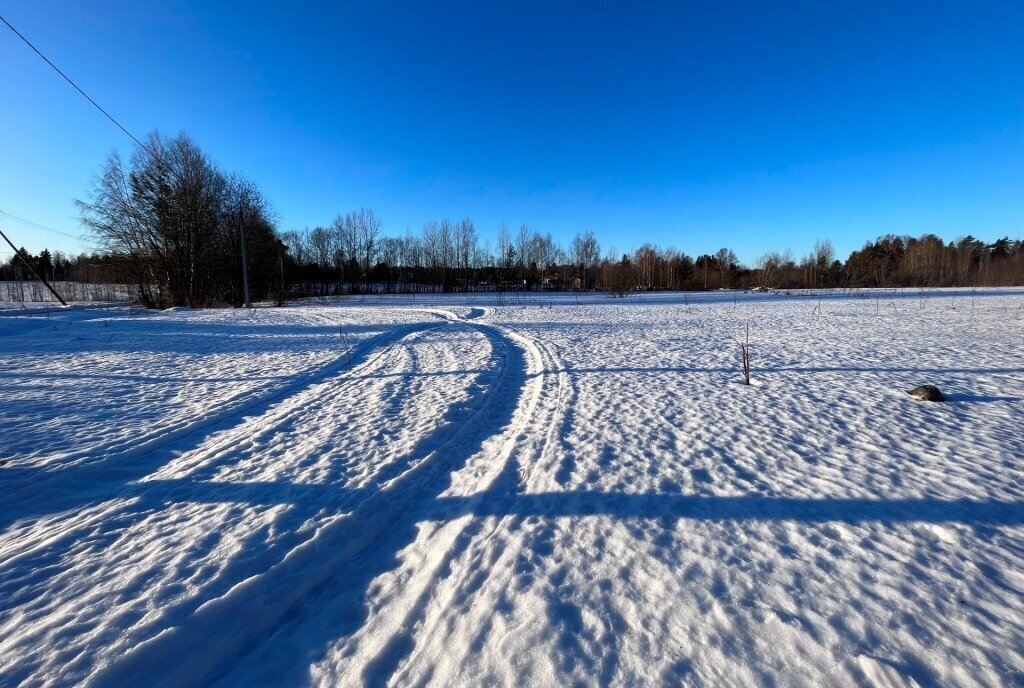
[[277, 245, 285, 306], [0, 226, 68, 306], [239, 206, 250, 308]]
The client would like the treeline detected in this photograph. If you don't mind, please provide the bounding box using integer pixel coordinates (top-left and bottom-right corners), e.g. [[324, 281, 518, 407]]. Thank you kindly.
[[0, 248, 133, 284], [280, 221, 602, 294], [9, 230, 1023, 302], [843, 234, 1024, 288], [282, 224, 1024, 295], [7, 130, 1024, 306], [0, 249, 136, 302]]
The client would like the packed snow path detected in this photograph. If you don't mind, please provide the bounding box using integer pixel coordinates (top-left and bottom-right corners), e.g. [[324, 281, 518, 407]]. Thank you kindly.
[[1, 290, 1023, 687]]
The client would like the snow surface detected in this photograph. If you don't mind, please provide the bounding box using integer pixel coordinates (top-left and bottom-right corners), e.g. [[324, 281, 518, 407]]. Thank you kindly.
[[1, 289, 1022, 687]]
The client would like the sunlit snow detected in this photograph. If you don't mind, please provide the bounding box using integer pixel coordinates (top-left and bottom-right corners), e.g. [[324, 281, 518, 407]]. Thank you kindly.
[[1, 289, 1022, 686]]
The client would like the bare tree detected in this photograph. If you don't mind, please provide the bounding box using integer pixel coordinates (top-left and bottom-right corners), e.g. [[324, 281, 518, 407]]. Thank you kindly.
[[755, 251, 784, 289], [715, 247, 737, 289], [497, 224, 515, 284], [454, 218, 477, 291], [280, 228, 309, 267], [515, 224, 531, 284], [357, 208, 382, 289], [570, 230, 600, 289], [438, 219, 455, 291]]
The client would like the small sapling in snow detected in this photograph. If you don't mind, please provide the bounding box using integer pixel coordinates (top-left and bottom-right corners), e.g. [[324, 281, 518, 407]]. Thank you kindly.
[[339, 326, 352, 364], [738, 321, 751, 386]]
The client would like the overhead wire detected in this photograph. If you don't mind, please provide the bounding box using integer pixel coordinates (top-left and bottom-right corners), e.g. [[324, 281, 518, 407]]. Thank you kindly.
[[0, 209, 81, 240], [0, 14, 151, 250], [0, 13, 155, 155]]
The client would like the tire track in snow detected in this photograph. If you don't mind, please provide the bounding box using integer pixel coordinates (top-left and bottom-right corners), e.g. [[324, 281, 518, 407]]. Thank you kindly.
[[0, 313, 450, 569], [7, 309, 452, 471], [318, 321, 577, 686], [1, 313, 488, 687], [0, 330, 457, 685], [85, 313, 533, 688], [406, 335, 579, 685], [140, 326, 432, 484]]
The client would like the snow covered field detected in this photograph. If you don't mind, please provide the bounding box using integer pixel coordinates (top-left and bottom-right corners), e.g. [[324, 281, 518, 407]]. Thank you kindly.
[[1, 288, 1022, 687]]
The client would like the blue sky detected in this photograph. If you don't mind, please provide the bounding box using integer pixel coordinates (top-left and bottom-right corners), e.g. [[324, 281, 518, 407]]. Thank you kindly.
[[2, 1, 1022, 263]]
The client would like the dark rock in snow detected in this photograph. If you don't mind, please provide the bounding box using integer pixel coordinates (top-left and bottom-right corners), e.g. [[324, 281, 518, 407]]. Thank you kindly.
[[907, 385, 945, 402]]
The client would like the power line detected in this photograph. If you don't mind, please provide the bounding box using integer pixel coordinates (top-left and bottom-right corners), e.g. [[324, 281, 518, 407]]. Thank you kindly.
[[0, 13, 153, 155], [0, 209, 80, 240]]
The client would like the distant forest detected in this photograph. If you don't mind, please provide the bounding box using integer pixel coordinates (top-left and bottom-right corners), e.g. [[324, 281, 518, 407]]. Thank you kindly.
[[4, 131, 1023, 307]]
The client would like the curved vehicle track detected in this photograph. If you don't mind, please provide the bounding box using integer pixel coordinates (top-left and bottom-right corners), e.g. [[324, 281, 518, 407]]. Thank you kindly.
[[4, 295, 1024, 687], [0, 310, 511, 686], [84, 311, 555, 687], [0, 313, 453, 562], [1, 305, 574, 688], [312, 320, 579, 686]]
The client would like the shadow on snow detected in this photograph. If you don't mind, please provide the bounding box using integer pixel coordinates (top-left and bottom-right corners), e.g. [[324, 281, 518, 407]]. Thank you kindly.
[[0, 314, 1021, 687]]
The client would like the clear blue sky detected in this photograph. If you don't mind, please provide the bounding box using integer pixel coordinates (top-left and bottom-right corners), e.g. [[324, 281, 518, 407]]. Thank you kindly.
[[2, 0, 1022, 263]]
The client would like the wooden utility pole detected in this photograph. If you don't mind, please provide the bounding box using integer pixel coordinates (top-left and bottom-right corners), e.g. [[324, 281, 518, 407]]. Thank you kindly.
[[277, 248, 285, 306], [0, 226, 68, 306], [239, 207, 250, 308]]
